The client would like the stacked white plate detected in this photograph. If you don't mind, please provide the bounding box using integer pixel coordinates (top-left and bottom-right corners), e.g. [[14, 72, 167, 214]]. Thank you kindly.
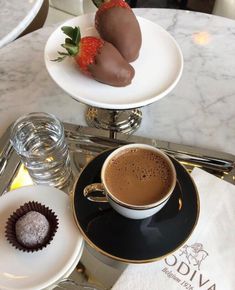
[[0, 185, 84, 290]]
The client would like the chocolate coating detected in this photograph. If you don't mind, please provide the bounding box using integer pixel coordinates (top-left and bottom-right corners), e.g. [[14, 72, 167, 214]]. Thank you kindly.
[[89, 41, 135, 87], [96, 7, 142, 62]]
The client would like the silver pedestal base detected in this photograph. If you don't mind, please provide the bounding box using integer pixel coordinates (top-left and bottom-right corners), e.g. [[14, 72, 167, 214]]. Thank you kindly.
[[86, 107, 142, 135]]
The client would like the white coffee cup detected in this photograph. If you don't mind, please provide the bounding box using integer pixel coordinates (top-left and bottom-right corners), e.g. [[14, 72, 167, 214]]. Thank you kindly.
[[84, 144, 176, 219]]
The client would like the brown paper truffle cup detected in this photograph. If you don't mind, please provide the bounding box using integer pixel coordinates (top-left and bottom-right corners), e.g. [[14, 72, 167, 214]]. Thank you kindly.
[[5, 201, 59, 252]]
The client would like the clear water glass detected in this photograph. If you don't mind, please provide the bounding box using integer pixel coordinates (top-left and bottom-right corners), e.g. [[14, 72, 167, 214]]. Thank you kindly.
[[10, 112, 72, 189]]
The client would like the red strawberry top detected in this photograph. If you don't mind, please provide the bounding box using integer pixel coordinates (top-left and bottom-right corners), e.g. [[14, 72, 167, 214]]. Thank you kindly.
[[97, 0, 130, 12], [52, 26, 104, 75], [76, 37, 104, 74], [95, 0, 130, 29]]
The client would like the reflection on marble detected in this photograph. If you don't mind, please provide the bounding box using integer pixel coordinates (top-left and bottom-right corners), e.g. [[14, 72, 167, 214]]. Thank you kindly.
[[0, 0, 43, 48], [0, 9, 235, 155]]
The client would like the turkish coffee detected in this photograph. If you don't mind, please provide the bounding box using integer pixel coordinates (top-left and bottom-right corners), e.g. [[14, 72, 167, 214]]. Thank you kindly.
[[104, 148, 174, 206]]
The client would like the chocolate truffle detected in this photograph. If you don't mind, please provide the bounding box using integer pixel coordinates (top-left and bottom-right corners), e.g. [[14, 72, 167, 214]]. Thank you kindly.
[[5, 201, 58, 252], [15, 211, 50, 247]]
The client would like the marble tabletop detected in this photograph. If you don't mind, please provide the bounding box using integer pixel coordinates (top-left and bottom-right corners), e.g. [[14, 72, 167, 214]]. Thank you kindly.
[[0, 0, 44, 48], [0, 8, 235, 156]]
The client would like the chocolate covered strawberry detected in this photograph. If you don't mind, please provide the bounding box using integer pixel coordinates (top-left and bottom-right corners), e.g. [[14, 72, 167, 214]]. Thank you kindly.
[[53, 26, 134, 87], [93, 0, 142, 62]]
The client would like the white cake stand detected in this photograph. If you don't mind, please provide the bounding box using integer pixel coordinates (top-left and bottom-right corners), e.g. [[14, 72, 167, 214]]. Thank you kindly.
[[44, 14, 183, 134]]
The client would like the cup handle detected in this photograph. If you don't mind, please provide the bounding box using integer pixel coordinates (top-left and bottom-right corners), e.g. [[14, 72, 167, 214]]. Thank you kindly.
[[83, 183, 108, 203]]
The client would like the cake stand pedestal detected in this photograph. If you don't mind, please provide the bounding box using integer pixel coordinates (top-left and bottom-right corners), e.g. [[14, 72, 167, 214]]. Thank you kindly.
[[86, 107, 142, 135]]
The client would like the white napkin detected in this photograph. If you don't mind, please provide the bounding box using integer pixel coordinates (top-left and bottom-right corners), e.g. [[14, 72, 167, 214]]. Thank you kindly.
[[112, 168, 235, 290]]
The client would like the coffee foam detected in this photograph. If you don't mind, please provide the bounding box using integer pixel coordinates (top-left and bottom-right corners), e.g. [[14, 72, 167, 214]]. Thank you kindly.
[[110, 150, 170, 180], [105, 148, 174, 206]]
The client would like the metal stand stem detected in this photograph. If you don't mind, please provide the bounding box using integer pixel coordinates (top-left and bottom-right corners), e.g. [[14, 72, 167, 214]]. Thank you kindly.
[[86, 107, 142, 135]]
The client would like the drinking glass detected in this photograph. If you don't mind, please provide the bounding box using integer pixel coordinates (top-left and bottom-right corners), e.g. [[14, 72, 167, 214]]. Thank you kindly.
[[10, 112, 72, 189]]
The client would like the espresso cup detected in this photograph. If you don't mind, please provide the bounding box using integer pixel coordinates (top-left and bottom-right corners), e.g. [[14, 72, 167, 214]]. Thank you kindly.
[[83, 144, 176, 219]]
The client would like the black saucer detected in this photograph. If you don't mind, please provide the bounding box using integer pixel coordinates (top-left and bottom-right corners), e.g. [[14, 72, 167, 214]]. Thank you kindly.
[[73, 149, 199, 263]]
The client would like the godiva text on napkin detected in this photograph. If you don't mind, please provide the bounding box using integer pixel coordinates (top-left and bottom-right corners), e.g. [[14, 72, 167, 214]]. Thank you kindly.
[[162, 242, 216, 290]]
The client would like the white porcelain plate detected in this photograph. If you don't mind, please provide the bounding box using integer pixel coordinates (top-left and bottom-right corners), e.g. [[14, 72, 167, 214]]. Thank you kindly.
[[44, 14, 183, 110], [0, 185, 84, 290]]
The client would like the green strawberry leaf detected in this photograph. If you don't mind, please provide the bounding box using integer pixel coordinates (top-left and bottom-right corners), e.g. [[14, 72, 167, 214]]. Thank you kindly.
[[61, 43, 78, 56], [65, 37, 73, 44], [73, 27, 81, 45], [92, 0, 105, 8], [61, 26, 75, 39], [52, 26, 80, 62], [51, 55, 67, 62], [57, 51, 69, 56], [61, 26, 81, 46]]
